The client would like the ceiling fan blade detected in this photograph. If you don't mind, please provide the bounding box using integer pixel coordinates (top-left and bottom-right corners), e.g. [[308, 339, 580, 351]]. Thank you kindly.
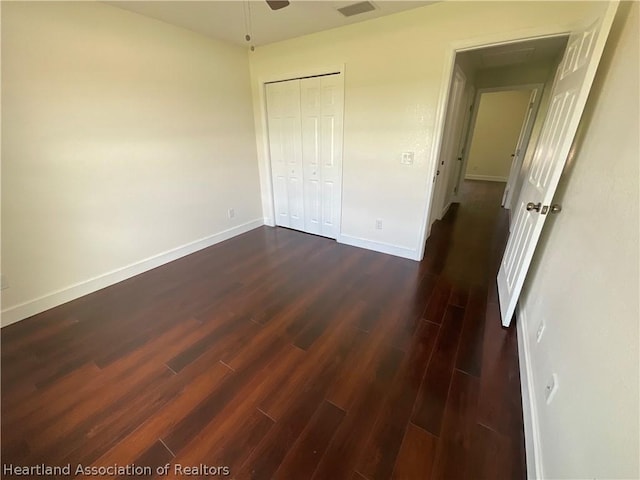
[[266, 0, 290, 10]]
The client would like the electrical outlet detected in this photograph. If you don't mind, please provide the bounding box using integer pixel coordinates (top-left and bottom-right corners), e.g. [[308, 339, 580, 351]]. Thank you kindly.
[[375, 219, 383, 230], [536, 319, 546, 343], [545, 373, 559, 404], [0, 274, 8, 290], [228, 208, 235, 219]]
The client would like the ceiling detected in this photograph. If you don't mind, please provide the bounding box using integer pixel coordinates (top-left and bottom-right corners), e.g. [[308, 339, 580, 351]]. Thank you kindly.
[[106, 1, 435, 47], [457, 35, 569, 73]]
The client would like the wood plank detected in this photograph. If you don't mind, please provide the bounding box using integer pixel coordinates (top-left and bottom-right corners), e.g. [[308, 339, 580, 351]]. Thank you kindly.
[[124, 439, 174, 477], [357, 320, 439, 480], [274, 401, 346, 479], [310, 347, 404, 480], [455, 286, 487, 377], [430, 370, 480, 479], [411, 304, 465, 435], [422, 277, 452, 325], [235, 321, 369, 479], [161, 344, 304, 471], [87, 361, 232, 470], [391, 423, 438, 480]]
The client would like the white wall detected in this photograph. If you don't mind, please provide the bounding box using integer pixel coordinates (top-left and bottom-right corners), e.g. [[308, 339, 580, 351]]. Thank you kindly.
[[248, 1, 602, 260], [465, 90, 532, 182], [1, 2, 262, 325], [518, 2, 639, 478]]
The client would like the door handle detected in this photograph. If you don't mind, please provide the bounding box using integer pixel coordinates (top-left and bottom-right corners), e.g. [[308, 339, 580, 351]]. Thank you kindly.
[[550, 204, 562, 214], [526, 202, 541, 212]]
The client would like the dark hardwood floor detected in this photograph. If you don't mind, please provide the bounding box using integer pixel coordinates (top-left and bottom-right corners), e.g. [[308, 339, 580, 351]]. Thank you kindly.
[[1, 180, 526, 479]]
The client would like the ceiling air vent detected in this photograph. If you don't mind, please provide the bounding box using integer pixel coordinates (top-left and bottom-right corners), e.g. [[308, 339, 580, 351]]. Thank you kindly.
[[337, 1, 376, 17]]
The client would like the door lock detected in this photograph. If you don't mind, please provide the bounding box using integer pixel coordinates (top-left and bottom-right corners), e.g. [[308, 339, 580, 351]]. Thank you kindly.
[[526, 202, 542, 212]]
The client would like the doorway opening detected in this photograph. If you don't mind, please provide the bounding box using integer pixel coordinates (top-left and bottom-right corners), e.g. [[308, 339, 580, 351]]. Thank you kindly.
[[428, 35, 569, 233], [425, 0, 616, 329]]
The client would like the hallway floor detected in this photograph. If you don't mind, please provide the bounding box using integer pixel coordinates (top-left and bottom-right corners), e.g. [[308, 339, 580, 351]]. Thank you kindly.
[[1, 180, 526, 479]]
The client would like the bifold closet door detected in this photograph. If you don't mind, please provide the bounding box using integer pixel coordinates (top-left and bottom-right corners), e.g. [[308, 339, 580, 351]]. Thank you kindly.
[[266, 74, 343, 239], [265, 80, 304, 231], [300, 75, 343, 239]]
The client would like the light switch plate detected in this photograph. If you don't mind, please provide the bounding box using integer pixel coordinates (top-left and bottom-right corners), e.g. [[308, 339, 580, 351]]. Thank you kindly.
[[401, 152, 414, 165]]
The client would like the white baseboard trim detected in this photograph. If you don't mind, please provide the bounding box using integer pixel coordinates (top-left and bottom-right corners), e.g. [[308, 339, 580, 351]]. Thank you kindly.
[[440, 201, 452, 219], [465, 174, 508, 182], [337, 233, 419, 261], [516, 304, 544, 479], [1, 219, 264, 328]]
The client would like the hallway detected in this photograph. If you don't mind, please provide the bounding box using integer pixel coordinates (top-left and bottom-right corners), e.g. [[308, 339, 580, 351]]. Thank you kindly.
[[420, 179, 525, 477], [1, 181, 525, 479]]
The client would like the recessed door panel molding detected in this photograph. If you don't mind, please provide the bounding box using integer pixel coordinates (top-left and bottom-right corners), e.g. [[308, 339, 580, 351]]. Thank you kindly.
[[323, 181, 335, 229], [267, 72, 344, 240], [307, 179, 322, 233], [274, 175, 289, 226]]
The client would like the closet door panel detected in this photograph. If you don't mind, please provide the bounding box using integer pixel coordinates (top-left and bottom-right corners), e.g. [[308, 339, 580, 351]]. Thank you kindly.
[[319, 75, 344, 239], [266, 80, 303, 230], [301, 77, 322, 235]]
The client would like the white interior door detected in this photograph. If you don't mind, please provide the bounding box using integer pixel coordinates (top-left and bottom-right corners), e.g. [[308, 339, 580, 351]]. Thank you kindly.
[[497, 2, 618, 327], [450, 84, 475, 200], [430, 65, 467, 226], [501, 88, 542, 211], [266, 80, 304, 231]]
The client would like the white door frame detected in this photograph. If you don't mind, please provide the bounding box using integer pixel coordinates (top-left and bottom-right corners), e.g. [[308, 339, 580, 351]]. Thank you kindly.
[[456, 83, 544, 194], [256, 65, 346, 233], [418, 31, 570, 255]]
